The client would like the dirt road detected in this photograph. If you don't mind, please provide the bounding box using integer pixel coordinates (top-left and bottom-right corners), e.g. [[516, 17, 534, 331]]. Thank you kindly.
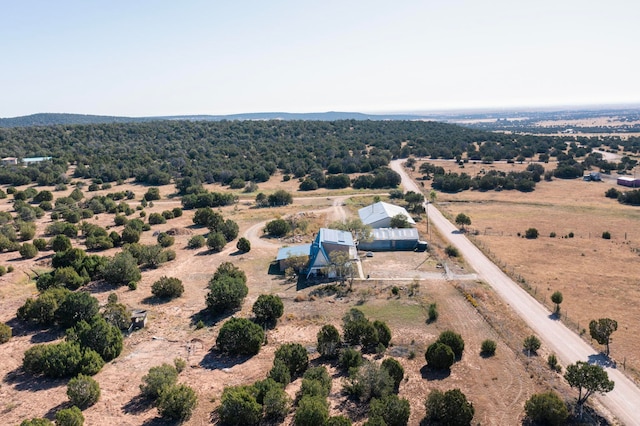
[[391, 159, 640, 425]]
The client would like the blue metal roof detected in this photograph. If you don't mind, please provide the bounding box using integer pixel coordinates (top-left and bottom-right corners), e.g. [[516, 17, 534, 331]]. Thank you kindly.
[[317, 228, 354, 246], [276, 244, 311, 261]]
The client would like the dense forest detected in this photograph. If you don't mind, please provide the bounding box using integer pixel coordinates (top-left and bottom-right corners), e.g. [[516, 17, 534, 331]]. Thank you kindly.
[[0, 119, 630, 190]]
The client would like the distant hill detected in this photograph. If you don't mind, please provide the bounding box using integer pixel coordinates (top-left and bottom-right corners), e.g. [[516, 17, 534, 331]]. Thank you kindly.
[[0, 111, 435, 127]]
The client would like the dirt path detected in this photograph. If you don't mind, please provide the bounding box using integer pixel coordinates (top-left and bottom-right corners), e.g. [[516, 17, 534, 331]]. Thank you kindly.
[[391, 159, 640, 425]]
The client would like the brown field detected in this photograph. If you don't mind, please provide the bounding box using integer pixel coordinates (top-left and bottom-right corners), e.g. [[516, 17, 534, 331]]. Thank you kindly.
[[409, 158, 640, 382], [0, 169, 620, 425]]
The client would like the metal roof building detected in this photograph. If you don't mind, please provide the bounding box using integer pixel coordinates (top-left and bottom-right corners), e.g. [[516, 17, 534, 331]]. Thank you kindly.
[[276, 244, 312, 271], [307, 228, 357, 278], [358, 227, 421, 251], [358, 201, 415, 228]]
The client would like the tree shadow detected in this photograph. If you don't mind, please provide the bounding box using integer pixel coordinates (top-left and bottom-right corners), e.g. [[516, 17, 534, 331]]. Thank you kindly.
[[588, 353, 617, 368], [189, 308, 234, 328], [229, 250, 243, 257], [5, 317, 41, 337], [141, 296, 173, 306], [141, 417, 178, 426], [522, 349, 539, 357], [4, 367, 66, 392], [44, 401, 72, 419], [122, 394, 154, 415], [420, 365, 451, 381], [30, 328, 65, 344], [82, 279, 117, 294], [267, 262, 284, 276], [548, 312, 561, 321], [335, 398, 368, 423], [200, 350, 252, 370]]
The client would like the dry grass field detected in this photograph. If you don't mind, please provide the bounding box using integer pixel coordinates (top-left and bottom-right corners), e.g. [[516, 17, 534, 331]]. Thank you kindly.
[[409, 158, 640, 383], [0, 165, 623, 425]]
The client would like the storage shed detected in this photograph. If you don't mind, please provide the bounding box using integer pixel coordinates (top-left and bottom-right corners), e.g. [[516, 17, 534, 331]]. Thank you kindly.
[[358, 201, 415, 229], [617, 176, 640, 187], [357, 227, 420, 251]]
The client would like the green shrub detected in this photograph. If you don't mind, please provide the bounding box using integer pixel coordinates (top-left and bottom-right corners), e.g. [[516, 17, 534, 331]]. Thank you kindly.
[[206, 231, 226, 252], [67, 374, 101, 408], [23, 342, 104, 378], [19, 242, 38, 259], [219, 385, 262, 426], [148, 213, 166, 225], [140, 364, 178, 399], [524, 335, 541, 354], [339, 347, 363, 371], [19, 418, 53, 426], [0, 322, 12, 343], [344, 361, 394, 402], [480, 339, 497, 356], [33, 238, 48, 251], [436, 330, 465, 359], [174, 357, 187, 373], [157, 232, 174, 247], [151, 276, 184, 299], [66, 315, 123, 362], [216, 317, 265, 356], [525, 228, 539, 239], [236, 237, 251, 253], [274, 343, 308, 377], [602, 231, 611, 239], [252, 294, 284, 323], [264, 218, 290, 237], [157, 384, 198, 421], [268, 358, 292, 385], [263, 385, 290, 420], [424, 389, 474, 425], [381, 357, 404, 390], [187, 234, 206, 249], [427, 303, 438, 322], [317, 324, 342, 358], [524, 391, 568, 426], [369, 394, 411, 426], [55, 406, 84, 426], [444, 245, 459, 257], [301, 366, 332, 398], [295, 395, 329, 426], [425, 342, 455, 370]]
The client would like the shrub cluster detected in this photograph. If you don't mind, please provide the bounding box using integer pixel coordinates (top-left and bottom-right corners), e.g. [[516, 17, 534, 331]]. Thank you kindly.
[[206, 262, 248, 314]]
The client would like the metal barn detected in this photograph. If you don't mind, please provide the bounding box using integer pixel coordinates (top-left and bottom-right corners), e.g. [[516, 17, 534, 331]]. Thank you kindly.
[[358, 228, 420, 251]]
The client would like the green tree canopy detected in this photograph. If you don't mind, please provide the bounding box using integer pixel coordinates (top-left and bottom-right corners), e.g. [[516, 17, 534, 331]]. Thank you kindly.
[[564, 361, 615, 418], [589, 318, 618, 356]]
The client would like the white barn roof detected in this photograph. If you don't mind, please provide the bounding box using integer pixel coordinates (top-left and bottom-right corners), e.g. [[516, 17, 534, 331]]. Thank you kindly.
[[358, 201, 415, 227]]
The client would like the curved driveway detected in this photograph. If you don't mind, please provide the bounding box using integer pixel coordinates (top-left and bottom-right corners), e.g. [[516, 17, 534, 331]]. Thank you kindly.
[[391, 159, 640, 425]]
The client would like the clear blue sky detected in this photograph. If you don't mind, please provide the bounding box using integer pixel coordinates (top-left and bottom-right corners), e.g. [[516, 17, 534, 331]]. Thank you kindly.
[[2, 0, 639, 117]]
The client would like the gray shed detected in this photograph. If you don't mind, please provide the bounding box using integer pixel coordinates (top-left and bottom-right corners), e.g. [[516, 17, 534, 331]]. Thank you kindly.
[[358, 228, 420, 251]]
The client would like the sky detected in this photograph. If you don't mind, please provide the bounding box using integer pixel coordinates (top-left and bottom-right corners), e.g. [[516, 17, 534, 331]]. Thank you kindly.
[[2, 0, 639, 117]]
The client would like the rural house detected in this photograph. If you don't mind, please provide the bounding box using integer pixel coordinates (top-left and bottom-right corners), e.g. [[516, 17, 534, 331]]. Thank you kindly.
[[358, 201, 415, 228], [306, 228, 357, 278]]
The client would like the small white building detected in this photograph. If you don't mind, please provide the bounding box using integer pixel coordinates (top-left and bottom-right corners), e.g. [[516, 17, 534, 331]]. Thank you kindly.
[[1, 157, 18, 166], [358, 201, 415, 229]]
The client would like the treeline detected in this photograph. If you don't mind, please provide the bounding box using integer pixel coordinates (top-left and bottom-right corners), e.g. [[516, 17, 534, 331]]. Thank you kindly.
[[422, 162, 545, 193], [0, 119, 597, 190]]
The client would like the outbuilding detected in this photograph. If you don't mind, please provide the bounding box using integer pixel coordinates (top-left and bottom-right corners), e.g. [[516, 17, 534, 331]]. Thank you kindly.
[[358, 201, 415, 229], [617, 176, 640, 187], [358, 227, 421, 252]]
